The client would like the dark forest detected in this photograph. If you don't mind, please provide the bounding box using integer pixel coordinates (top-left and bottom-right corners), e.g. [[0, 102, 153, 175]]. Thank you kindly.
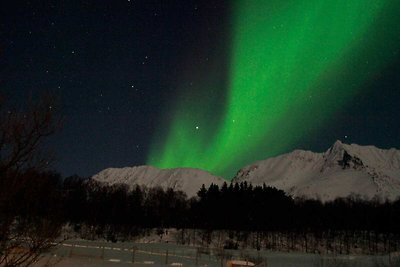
[[4, 170, 400, 256]]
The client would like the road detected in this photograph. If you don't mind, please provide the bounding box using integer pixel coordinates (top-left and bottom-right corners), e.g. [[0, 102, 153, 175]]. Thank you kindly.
[[34, 239, 394, 267]]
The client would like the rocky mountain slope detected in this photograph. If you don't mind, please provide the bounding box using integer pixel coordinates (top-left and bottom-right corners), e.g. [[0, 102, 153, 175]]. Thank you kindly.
[[233, 140, 400, 201]]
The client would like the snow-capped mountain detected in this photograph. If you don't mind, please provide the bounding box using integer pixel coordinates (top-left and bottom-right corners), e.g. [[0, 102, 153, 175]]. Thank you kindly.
[[92, 165, 225, 197], [92, 141, 400, 201], [233, 140, 400, 201]]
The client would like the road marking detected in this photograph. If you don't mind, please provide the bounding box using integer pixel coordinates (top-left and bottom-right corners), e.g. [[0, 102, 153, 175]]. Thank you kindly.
[[109, 259, 121, 262], [113, 248, 121, 251], [87, 245, 100, 249]]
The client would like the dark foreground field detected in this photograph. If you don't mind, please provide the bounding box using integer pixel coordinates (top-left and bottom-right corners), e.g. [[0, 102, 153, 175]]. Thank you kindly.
[[34, 239, 399, 267]]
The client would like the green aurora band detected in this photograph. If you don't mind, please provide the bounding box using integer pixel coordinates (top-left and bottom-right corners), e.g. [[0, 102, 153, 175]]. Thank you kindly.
[[148, 0, 399, 178]]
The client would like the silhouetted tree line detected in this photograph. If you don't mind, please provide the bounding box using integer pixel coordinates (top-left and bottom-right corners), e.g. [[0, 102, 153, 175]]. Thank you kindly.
[[192, 182, 294, 231], [4, 171, 400, 254], [61, 176, 190, 240], [57, 177, 400, 252]]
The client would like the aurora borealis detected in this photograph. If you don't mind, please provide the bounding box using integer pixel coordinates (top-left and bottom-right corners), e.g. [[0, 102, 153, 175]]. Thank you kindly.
[[148, 0, 400, 178], [2, 1, 400, 177]]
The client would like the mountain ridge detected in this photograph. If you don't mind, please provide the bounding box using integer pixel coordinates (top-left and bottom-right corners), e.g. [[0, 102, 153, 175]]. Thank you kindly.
[[233, 140, 400, 200], [92, 165, 226, 197], [92, 141, 400, 200]]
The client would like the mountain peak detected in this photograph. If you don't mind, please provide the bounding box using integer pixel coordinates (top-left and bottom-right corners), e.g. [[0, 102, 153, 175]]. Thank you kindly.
[[329, 139, 348, 152], [234, 142, 400, 201], [333, 139, 343, 146], [92, 142, 400, 201]]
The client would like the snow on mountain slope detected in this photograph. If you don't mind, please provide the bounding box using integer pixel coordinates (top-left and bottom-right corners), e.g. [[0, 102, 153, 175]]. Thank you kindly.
[[233, 140, 400, 201], [93, 141, 400, 201], [92, 165, 226, 197]]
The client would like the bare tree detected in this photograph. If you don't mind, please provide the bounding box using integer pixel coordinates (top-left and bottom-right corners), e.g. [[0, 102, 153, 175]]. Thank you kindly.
[[0, 93, 62, 266]]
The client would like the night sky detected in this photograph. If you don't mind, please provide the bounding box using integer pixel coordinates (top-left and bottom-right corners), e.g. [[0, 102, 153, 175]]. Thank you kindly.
[[1, 1, 399, 179]]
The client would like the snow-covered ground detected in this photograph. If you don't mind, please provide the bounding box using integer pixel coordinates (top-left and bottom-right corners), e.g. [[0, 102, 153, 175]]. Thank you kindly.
[[42, 239, 397, 267]]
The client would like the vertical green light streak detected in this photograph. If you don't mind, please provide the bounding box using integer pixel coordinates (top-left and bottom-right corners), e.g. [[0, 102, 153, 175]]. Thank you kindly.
[[148, 0, 397, 178]]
